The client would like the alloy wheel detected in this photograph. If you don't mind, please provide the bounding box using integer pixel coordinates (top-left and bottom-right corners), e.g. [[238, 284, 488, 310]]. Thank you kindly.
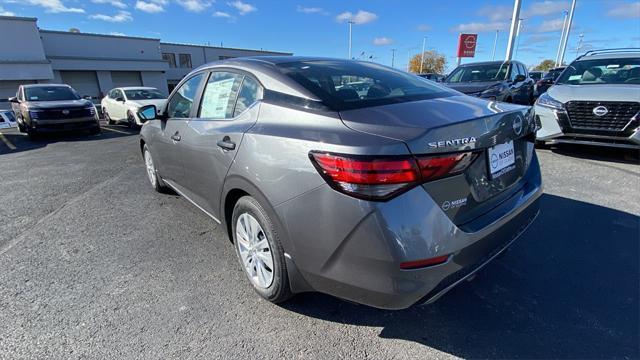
[[144, 150, 157, 188], [236, 213, 274, 289]]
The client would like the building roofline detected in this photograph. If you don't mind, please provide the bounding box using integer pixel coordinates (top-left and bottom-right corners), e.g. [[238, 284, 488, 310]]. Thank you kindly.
[[0, 15, 37, 22], [39, 29, 160, 42], [159, 41, 292, 55]]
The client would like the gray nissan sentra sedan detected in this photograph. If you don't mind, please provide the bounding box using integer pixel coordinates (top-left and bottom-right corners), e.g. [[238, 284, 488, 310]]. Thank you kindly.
[[136, 57, 542, 310]]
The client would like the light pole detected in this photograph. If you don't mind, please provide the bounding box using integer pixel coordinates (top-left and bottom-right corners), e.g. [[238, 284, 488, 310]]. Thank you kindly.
[[558, 0, 577, 66], [348, 20, 354, 59], [555, 10, 569, 66], [505, 0, 522, 61], [575, 33, 584, 58], [391, 48, 396, 68], [420, 36, 426, 74], [492, 29, 499, 60], [514, 18, 524, 59]]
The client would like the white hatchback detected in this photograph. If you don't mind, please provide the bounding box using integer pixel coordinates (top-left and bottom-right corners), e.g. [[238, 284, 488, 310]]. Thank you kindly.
[[101, 87, 167, 128]]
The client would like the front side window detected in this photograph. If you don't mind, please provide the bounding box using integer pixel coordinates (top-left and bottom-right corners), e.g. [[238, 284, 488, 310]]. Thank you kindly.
[[124, 89, 166, 100], [234, 77, 262, 117], [163, 53, 176, 68], [556, 57, 640, 85], [447, 63, 509, 83], [167, 74, 204, 118], [24, 86, 80, 101], [277, 60, 453, 110], [198, 72, 242, 119], [179, 54, 192, 69]]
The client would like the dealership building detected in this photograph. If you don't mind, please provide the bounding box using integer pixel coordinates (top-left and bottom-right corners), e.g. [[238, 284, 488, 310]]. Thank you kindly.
[[0, 15, 291, 109]]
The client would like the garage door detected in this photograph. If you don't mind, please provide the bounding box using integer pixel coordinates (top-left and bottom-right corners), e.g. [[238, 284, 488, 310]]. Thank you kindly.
[[0, 80, 34, 110], [111, 71, 142, 88], [60, 71, 100, 100]]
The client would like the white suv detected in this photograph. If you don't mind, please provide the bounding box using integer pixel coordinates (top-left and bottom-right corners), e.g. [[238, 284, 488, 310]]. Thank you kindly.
[[535, 49, 640, 149], [101, 87, 167, 128]]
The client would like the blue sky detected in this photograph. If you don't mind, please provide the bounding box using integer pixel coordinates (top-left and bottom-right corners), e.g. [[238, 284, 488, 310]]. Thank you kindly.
[[1, 0, 639, 71]]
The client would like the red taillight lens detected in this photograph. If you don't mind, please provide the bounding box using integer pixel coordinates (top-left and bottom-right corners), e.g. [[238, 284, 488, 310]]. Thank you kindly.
[[400, 254, 450, 270], [310, 151, 477, 201]]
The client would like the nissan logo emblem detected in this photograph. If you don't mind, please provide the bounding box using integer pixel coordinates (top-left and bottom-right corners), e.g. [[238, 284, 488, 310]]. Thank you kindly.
[[592, 106, 608, 117], [62, 109, 70, 115], [512, 115, 523, 135]]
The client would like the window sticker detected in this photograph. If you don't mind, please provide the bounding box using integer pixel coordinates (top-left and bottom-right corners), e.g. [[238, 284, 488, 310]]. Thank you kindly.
[[200, 77, 235, 118]]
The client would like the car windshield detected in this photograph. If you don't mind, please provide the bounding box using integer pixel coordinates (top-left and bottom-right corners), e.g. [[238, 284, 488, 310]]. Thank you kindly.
[[276, 60, 453, 110], [556, 58, 640, 85], [530, 72, 543, 81], [446, 63, 509, 83], [24, 86, 80, 101], [124, 89, 166, 100]]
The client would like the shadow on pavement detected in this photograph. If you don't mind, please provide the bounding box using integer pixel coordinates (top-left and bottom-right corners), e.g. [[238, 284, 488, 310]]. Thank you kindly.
[[546, 143, 640, 165], [281, 194, 639, 359], [0, 125, 138, 155]]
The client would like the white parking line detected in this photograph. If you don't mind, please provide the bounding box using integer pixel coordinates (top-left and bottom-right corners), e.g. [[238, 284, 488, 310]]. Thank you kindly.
[[101, 127, 133, 135], [0, 132, 16, 150]]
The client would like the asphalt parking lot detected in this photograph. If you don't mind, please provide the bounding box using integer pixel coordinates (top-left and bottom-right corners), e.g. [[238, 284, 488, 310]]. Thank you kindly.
[[0, 123, 638, 359]]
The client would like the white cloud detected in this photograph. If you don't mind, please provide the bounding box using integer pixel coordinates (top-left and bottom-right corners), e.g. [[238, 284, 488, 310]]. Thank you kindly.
[[607, 2, 640, 19], [477, 5, 512, 21], [176, 0, 212, 12], [296, 5, 327, 15], [11, 0, 84, 13], [535, 17, 566, 33], [373, 37, 393, 46], [135, 1, 164, 13], [416, 24, 431, 32], [228, 1, 256, 15], [91, 0, 127, 9], [335, 10, 377, 25], [451, 22, 507, 33], [110, 31, 126, 36], [89, 10, 133, 22], [0, 6, 15, 15], [524, 1, 569, 17], [213, 11, 232, 18]]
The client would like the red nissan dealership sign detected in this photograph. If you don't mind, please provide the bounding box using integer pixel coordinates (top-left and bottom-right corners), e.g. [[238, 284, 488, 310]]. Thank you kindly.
[[457, 34, 478, 58]]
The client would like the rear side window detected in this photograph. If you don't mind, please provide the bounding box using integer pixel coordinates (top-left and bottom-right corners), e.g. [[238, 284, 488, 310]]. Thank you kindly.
[[167, 73, 204, 118], [198, 72, 242, 119], [234, 76, 262, 117], [276, 60, 453, 111]]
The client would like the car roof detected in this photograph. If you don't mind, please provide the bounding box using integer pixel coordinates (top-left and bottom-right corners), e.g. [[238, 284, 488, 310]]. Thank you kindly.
[[457, 60, 519, 67], [118, 86, 158, 90], [22, 84, 71, 88], [578, 52, 640, 60]]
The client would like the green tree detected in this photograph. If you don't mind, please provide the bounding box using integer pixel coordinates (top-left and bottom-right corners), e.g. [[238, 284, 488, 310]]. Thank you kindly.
[[533, 59, 556, 71], [409, 50, 447, 74]]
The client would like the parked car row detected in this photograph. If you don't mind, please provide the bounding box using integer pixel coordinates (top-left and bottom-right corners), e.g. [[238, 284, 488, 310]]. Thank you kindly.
[[7, 84, 167, 139]]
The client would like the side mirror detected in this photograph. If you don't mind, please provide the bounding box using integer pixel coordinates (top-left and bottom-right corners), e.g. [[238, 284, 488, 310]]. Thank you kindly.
[[8, 97, 18, 103], [514, 74, 526, 83], [137, 105, 157, 123], [115, 97, 125, 102]]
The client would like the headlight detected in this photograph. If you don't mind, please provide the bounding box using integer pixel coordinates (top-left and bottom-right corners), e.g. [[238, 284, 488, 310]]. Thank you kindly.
[[85, 106, 96, 116], [536, 93, 564, 110]]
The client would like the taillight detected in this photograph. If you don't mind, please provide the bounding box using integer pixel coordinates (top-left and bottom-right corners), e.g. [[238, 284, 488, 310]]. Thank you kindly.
[[400, 254, 450, 270], [310, 151, 477, 201]]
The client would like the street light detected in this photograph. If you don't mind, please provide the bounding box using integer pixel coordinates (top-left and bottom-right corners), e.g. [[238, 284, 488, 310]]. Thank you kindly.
[[348, 20, 355, 59], [420, 36, 427, 74]]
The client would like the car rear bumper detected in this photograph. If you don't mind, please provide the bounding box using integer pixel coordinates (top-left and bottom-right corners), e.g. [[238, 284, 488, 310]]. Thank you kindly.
[[535, 104, 640, 149], [277, 152, 543, 310]]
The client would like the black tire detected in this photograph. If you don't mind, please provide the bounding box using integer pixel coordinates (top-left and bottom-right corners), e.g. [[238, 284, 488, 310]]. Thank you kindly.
[[26, 127, 39, 140], [232, 196, 292, 304], [127, 111, 140, 130], [142, 144, 169, 193], [89, 124, 101, 135], [505, 96, 513, 103], [535, 140, 547, 148], [104, 109, 115, 125]]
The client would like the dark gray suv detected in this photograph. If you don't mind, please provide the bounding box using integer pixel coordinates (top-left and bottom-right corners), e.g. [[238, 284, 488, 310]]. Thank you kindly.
[[10, 84, 100, 139], [137, 57, 542, 310]]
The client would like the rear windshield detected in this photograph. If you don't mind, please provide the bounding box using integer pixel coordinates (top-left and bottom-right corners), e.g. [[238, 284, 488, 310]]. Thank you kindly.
[[446, 63, 509, 83], [556, 58, 640, 85], [24, 86, 80, 101], [543, 68, 565, 80], [275, 60, 454, 111], [124, 89, 166, 100]]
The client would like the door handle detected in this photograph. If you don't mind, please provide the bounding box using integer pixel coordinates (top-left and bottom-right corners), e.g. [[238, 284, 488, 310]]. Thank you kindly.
[[171, 132, 181, 142], [217, 136, 236, 151]]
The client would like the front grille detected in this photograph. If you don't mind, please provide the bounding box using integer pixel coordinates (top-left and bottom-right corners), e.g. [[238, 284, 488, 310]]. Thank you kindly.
[[565, 101, 639, 132], [37, 108, 93, 120]]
